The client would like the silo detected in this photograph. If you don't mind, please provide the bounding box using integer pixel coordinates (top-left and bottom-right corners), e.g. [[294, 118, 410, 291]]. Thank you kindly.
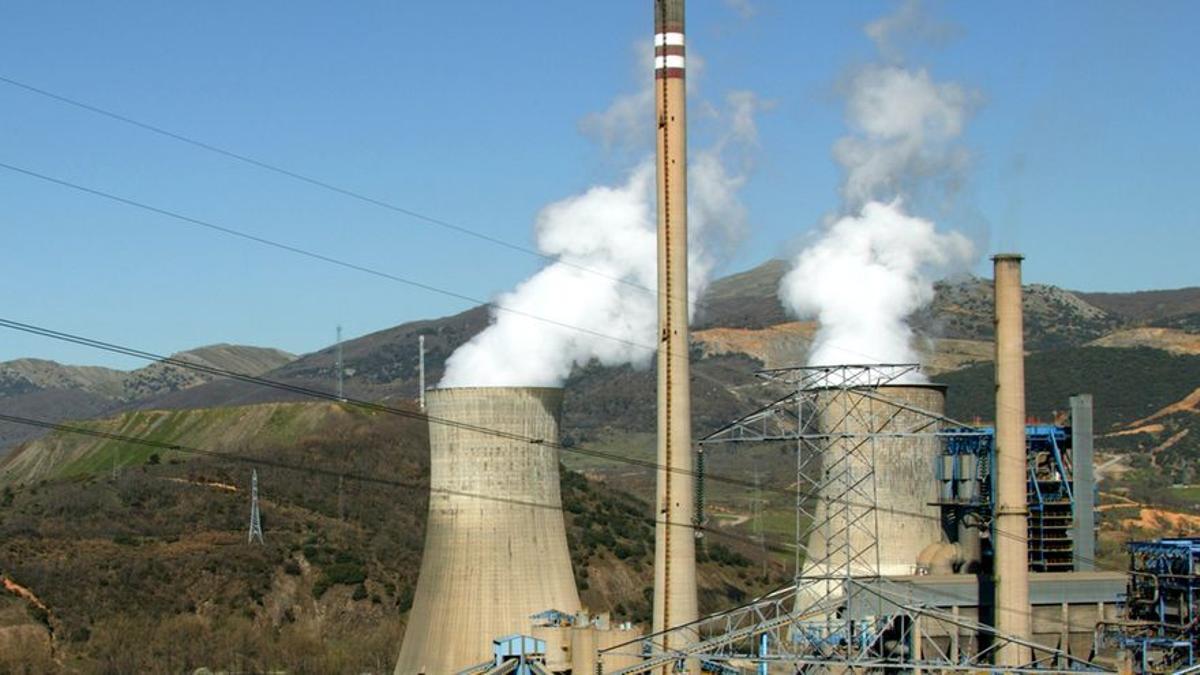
[[801, 384, 948, 581], [395, 387, 581, 675]]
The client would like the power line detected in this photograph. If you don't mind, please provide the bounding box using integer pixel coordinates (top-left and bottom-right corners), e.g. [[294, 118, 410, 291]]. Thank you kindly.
[[0, 70, 1146, 638], [0, 74, 692, 310], [2, 77, 1166, 390], [0, 160, 657, 356], [0, 75, 915, 369]]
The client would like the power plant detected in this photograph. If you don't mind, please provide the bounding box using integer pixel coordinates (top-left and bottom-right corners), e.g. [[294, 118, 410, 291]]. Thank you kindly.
[[0, 1, 1190, 674], [391, 3, 1192, 674], [593, 256, 1128, 673]]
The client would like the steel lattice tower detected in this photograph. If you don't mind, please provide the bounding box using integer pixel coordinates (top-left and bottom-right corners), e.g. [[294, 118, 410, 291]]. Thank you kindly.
[[248, 468, 264, 544]]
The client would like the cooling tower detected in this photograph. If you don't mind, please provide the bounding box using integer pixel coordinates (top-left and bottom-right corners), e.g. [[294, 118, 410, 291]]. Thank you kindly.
[[801, 384, 948, 580], [394, 387, 581, 675]]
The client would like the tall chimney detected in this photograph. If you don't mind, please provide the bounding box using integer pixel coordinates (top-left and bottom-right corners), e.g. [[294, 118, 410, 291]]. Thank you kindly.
[[652, 0, 699, 665], [992, 254, 1031, 665]]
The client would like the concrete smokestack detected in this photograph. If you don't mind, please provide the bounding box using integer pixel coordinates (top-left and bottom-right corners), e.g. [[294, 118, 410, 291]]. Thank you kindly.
[[651, 0, 699, 663], [395, 387, 581, 674], [802, 385, 948, 579], [992, 254, 1032, 665]]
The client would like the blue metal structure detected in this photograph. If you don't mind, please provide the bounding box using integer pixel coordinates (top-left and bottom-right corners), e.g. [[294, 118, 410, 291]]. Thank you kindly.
[[940, 423, 1087, 572], [458, 634, 552, 675], [1112, 538, 1200, 673]]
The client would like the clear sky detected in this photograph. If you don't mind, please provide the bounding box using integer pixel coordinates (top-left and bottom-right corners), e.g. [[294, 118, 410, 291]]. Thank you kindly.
[[2, 1, 1197, 368]]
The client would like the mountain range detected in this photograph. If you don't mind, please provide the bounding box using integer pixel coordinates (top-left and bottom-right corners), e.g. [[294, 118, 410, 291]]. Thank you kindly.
[[5, 260, 1197, 450], [0, 345, 294, 455]]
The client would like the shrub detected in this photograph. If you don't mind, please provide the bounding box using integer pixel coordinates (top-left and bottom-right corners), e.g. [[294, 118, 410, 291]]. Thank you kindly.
[[26, 605, 49, 627], [707, 543, 751, 567], [312, 560, 368, 598]]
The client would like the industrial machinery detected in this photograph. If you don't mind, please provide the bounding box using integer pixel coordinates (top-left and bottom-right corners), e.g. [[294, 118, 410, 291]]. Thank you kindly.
[[940, 399, 1098, 575], [1102, 538, 1200, 673]]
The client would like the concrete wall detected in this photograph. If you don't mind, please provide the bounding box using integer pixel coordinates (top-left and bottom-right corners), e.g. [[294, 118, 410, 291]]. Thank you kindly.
[[395, 387, 581, 675]]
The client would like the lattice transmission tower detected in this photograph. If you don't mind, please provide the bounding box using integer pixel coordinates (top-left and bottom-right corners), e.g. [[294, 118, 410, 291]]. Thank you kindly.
[[248, 469, 264, 544]]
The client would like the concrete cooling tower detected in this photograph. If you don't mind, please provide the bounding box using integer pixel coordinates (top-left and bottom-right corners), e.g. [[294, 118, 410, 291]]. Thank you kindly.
[[801, 384, 948, 581], [395, 387, 581, 675]]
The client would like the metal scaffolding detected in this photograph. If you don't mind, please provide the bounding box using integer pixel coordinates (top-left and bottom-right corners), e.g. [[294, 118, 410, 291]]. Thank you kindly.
[[596, 364, 1110, 674], [940, 423, 1092, 573], [597, 576, 1107, 673]]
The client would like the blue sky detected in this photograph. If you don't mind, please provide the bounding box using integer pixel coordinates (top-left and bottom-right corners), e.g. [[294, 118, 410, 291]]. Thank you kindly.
[[2, 1, 1196, 368]]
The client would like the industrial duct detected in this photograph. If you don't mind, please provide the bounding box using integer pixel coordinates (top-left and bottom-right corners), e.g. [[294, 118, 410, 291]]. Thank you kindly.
[[394, 387, 581, 675]]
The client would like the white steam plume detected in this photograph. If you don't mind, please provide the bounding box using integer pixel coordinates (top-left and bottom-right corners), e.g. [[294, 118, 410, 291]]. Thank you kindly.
[[781, 201, 971, 367], [779, 1, 976, 375], [441, 92, 760, 388], [833, 65, 974, 210]]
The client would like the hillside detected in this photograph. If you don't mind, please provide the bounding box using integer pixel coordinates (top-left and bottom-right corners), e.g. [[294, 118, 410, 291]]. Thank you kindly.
[[133, 308, 490, 413], [0, 345, 295, 456], [110, 261, 1136, 445], [0, 401, 782, 673], [693, 260, 1120, 350], [939, 347, 1200, 430], [1087, 327, 1200, 355], [938, 347, 1200, 489], [694, 259, 791, 329], [3, 260, 1178, 448], [1076, 287, 1200, 323]]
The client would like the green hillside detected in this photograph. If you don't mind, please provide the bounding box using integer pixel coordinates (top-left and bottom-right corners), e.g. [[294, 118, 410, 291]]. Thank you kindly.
[[939, 347, 1200, 431], [0, 401, 780, 673]]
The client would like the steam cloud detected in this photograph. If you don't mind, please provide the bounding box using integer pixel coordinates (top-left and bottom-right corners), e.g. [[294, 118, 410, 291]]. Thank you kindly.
[[779, 1, 976, 373], [441, 88, 760, 388]]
